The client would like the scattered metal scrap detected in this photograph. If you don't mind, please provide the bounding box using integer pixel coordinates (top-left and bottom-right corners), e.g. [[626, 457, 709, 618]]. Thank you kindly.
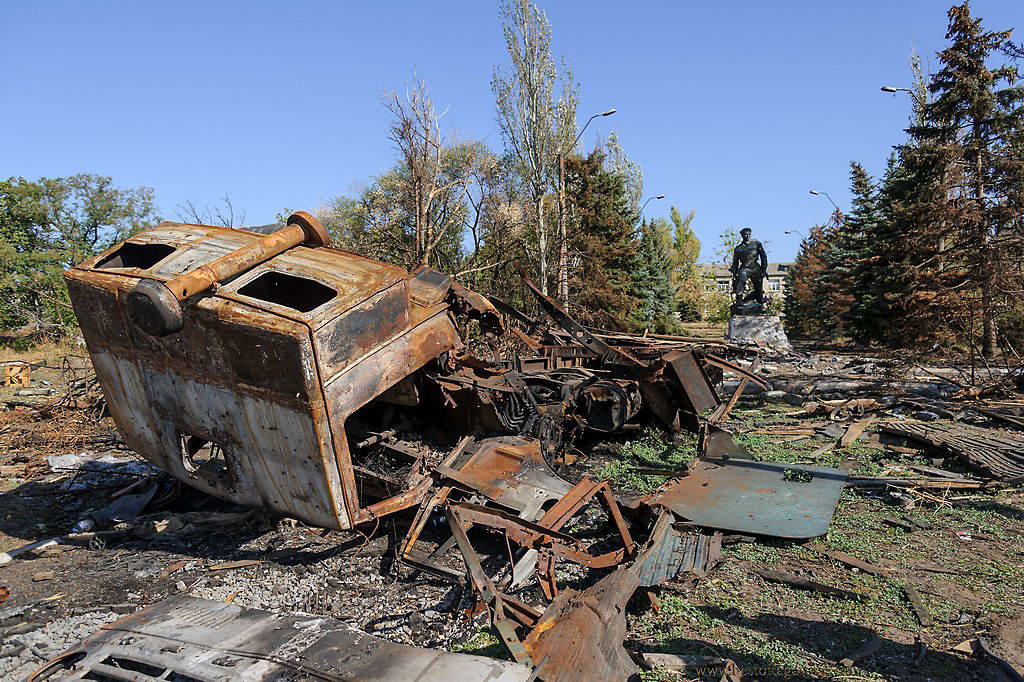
[[645, 455, 848, 539], [28, 595, 534, 682], [631, 511, 721, 585], [882, 421, 1024, 481], [66, 214, 761, 529], [55, 213, 853, 680]]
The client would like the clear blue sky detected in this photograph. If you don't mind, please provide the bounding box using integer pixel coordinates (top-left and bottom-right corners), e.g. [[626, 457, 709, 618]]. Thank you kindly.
[[3, 1, 1021, 261]]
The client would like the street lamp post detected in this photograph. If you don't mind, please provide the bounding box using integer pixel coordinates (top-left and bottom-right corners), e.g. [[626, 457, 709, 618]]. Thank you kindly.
[[638, 194, 666, 220], [559, 108, 616, 303], [809, 189, 840, 212], [880, 85, 925, 108], [784, 229, 806, 239]]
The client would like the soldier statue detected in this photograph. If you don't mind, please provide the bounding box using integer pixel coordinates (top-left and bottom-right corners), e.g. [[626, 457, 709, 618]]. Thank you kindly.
[[729, 227, 768, 315]]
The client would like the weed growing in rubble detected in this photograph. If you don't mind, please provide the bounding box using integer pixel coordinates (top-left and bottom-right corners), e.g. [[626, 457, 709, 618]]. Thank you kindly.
[[627, 404, 1023, 680], [592, 428, 697, 494], [451, 627, 507, 659], [729, 540, 784, 564]]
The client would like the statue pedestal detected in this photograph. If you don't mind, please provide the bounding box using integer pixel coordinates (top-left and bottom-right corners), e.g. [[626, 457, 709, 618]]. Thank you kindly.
[[728, 314, 792, 352]]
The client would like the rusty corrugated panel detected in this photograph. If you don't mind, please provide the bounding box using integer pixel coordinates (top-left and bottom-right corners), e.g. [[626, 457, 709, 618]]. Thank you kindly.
[[29, 596, 533, 681], [881, 421, 1024, 480], [632, 511, 722, 586]]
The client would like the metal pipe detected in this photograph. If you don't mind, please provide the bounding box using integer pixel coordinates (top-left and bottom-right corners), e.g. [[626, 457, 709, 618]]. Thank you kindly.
[[127, 211, 330, 336]]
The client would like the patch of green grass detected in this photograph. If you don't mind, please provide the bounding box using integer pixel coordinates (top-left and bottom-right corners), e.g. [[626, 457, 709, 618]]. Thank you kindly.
[[623, 402, 1024, 681], [451, 627, 508, 659], [592, 428, 698, 493]]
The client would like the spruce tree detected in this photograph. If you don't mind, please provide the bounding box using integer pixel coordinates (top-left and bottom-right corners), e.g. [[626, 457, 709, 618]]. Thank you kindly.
[[898, 2, 1024, 356], [844, 162, 886, 343], [564, 150, 642, 327], [631, 218, 679, 333], [810, 207, 851, 339]]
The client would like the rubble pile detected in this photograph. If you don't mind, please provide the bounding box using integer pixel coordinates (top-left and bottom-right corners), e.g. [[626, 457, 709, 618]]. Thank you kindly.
[[0, 215, 1021, 681]]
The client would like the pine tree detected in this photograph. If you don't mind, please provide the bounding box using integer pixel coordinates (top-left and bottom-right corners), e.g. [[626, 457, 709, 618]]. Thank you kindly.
[[809, 207, 850, 339], [843, 162, 885, 342], [564, 150, 642, 327], [897, 2, 1024, 356], [631, 218, 679, 333], [783, 224, 830, 338]]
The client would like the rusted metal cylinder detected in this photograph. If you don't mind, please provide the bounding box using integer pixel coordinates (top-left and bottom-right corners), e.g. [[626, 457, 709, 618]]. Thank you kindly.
[[127, 211, 330, 336]]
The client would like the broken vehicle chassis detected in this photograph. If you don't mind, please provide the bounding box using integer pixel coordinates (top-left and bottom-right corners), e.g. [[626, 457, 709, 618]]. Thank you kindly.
[[53, 216, 849, 679]]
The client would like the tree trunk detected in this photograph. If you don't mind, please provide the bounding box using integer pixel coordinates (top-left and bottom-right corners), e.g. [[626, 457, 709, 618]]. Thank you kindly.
[[414, 182, 424, 264], [558, 151, 568, 304], [537, 193, 548, 295], [976, 142, 996, 359], [982, 261, 996, 358]]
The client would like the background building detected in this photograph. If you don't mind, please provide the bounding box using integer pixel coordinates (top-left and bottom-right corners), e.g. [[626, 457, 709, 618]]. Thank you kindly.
[[700, 262, 793, 305]]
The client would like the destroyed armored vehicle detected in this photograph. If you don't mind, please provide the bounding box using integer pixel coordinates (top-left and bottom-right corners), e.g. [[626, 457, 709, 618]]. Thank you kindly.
[[65, 213, 798, 527], [57, 213, 847, 679]]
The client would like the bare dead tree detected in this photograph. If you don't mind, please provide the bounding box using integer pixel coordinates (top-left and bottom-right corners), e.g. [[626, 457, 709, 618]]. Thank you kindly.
[[383, 75, 478, 268], [176, 195, 246, 229]]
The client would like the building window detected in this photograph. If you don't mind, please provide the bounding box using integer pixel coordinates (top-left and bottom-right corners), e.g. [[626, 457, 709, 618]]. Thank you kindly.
[[717, 282, 730, 293], [769, 280, 781, 291]]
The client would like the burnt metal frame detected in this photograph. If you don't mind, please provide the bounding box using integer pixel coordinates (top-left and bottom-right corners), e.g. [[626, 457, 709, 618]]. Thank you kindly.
[[445, 476, 635, 601]]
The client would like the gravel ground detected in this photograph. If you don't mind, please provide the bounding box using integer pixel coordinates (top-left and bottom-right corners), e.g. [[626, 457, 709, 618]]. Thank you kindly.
[[0, 609, 120, 679]]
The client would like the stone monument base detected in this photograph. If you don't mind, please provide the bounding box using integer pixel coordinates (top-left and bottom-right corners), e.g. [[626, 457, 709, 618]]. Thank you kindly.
[[728, 314, 792, 352]]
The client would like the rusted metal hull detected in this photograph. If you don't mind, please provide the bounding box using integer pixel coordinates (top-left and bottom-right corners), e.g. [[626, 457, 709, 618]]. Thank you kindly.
[[66, 223, 460, 530]]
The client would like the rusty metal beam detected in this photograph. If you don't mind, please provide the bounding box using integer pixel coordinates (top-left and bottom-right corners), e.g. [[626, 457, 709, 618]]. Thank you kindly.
[[126, 212, 330, 336], [710, 355, 762, 424]]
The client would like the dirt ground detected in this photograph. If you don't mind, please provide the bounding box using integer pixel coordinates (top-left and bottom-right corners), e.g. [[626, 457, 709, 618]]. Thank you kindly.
[[1, 345, 1023, 681]]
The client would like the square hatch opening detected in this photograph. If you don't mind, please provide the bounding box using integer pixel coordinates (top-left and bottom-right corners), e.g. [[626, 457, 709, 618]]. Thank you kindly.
[[237, 271, 337, 313], [96, 242, 176, 270]]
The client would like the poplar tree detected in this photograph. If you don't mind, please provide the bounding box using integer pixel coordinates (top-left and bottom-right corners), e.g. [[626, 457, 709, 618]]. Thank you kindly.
[[669, 207, 702, 321], [493, 0, 576, 296]]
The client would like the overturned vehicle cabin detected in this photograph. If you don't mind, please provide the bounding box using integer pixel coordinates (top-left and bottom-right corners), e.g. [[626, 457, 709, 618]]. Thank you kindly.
[[55, 213, 848, 678]]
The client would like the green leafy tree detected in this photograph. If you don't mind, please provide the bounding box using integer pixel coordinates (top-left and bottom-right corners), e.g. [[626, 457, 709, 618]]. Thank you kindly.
[[492, 0, 577, 295], [0, 174, 155, 336], [714, 227, 740, 264], [669, 206, 702, 321]]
